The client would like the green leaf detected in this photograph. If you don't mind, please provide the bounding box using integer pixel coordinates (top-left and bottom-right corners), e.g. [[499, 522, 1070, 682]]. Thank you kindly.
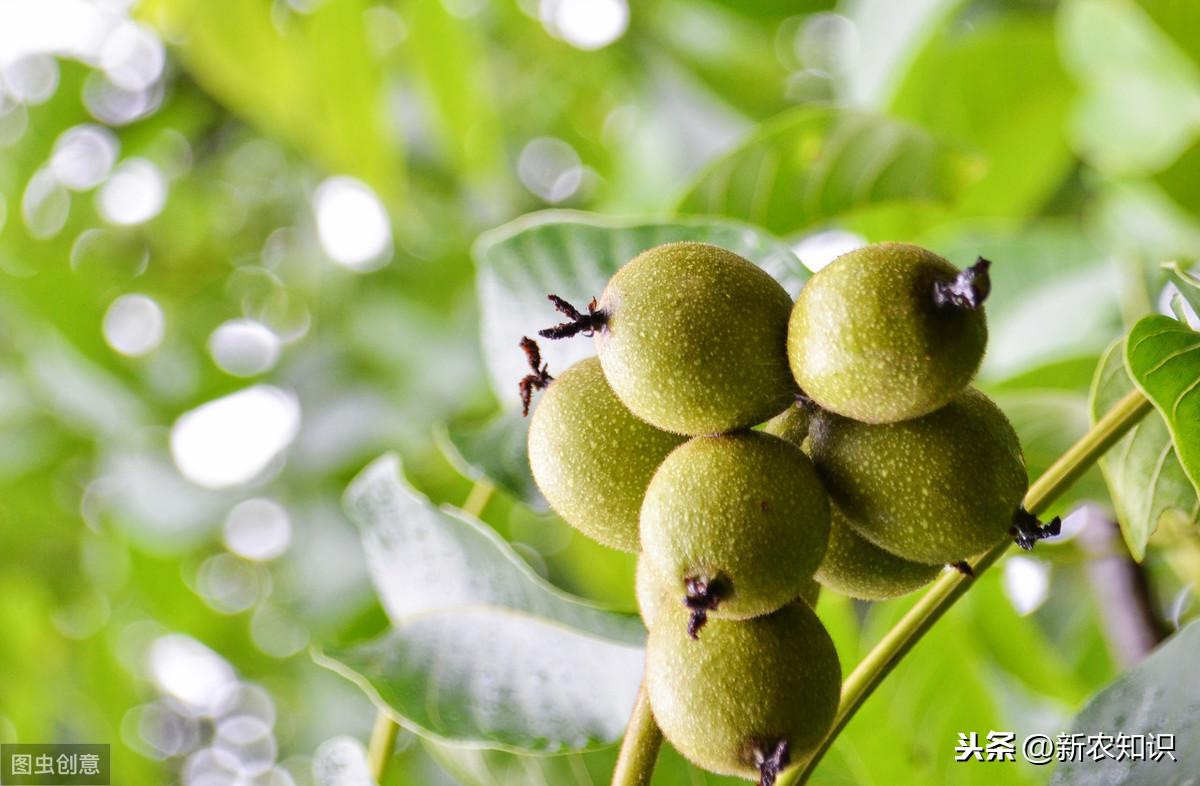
[[473, 210, 807, 412], [315, 454, 646, 753], [140, 0, 403, 200], [890, 15, 1075, 217], [1050, 620, 1200, 784], [676, 107, 982, 237], [1089, 339, 1198, 560], [1164, 261, 1200, 315], [1125, 314, 1200, 495]]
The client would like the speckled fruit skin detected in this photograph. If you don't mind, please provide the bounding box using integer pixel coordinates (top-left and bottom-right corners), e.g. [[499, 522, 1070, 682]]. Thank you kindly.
[[528, 357, 684, 552], [815, 506, 942, 601], [809, 388, 1027, 565], [788, 242, 987, 424], [596, 242, 796, 435], [640, 431, 830, 620], [762, 400, 811, 446], [646, 599, 840, 780], [637, 557, 819, 629]]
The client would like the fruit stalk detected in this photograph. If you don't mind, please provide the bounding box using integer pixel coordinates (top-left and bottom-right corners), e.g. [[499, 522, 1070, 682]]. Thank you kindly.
[[782, 387, 1153, 785], [366, 478, 496, 784], [610, 683, 663, 786]]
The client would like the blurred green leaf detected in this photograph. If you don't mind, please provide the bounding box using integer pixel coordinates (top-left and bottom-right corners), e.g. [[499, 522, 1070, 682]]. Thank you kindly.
[[1137, 0, 1200, 70], [926, 222, 1121, 381], [819, 585, 1038, 786], [1059, 0, 1200, 175], [1050, 620, 1200, 784], [405, 0, 504, 183], [1090, 339, 1198, 560], [992, 390, 1107, 515], [841, 0, 966, 106], [140, 0, 403, 200], [1125, 314, 1200, 495], [677, 107, 982, 237], [890, 15, 1074, 217], [316, 454, 645, 753], [437, 412, 542, 509], [472, 210, 806, 412], [1154, 138, 1200, 220], [644, 0, 793, 118]]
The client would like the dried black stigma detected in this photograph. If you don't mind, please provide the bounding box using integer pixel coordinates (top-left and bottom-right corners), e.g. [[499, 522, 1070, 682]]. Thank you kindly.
[[517, 336, 553, 417], [752, 739, 790, 786], [683, 575, 725, 639], [537, 294, 608, 340], [1010, 507, 1062, 551], [951, 560, 975, 577], [933, 257, 992, 311]]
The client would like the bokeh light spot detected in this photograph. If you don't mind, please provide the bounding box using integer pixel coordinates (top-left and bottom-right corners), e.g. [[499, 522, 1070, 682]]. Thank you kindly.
[[98, 157, 166, 225], [103, 294, 165, 356], [517, 137, 583, 203], [313, 176, 392, 272], [540, 0, 628, 51], [170, 386, 301, 488], [208, 319, 281, 377], [51, 124, 119, 190], [224, 498, 292, 562]]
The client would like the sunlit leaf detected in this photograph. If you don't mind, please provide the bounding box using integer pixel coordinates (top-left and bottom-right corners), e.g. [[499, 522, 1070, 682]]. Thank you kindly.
[[315, 454, 646, 753], [1125, 315, 1200, 495], [1090, 339, 1198, 560], [676, 107, 982, 237], [1050, 620, 1200, 784]]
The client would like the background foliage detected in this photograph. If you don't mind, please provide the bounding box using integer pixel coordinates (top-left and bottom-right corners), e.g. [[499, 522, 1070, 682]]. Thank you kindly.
[[2, 0, 1199, 784]]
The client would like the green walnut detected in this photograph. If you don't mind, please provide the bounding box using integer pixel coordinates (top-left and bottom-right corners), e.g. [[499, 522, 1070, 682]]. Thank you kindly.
[[527, 357, 684, 552], [808, 388, 1027, 565], [637, 556, 820, 630], [815, 506, 942, 601], [539, 242, 796, 435], [646, 599, 840, 783], [640, 431, 830, 635], [788, 242, 990, 423]]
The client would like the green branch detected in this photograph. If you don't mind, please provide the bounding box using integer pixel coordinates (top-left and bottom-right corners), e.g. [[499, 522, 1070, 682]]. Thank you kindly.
[[609, 388, 1152, 786], [610, 683, 663, 786], [782, 387, 1152, 785], [366, 478, 496, 784]]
